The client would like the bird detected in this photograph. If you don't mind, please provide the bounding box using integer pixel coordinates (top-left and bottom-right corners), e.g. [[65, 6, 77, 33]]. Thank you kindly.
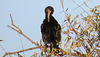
[[41, 6, 61, 53]]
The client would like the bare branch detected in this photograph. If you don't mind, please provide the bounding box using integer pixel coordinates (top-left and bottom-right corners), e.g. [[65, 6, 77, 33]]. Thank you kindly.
[[8, 14, 40, 47], [9, 14, 19, 29], [8, 25, 19, 33], [3, 47, 39, 57], [0, 44, 6, 54], [9, 14, 13, 25]]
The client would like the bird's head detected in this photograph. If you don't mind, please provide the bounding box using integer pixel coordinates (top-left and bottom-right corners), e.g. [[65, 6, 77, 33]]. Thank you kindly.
[[45, 6, 54, 22]]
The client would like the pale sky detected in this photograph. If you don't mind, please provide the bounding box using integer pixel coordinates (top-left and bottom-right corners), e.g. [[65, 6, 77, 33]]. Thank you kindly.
[[0, 0, 100, 57]]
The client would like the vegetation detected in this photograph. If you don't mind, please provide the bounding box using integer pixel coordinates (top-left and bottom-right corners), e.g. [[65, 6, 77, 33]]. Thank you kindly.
[[2, 0, 100, 57], [62, 3, 100, 57]]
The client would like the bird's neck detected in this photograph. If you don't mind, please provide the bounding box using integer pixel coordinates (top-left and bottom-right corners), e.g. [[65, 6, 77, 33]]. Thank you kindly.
[[46, 15, 52, 18], [45, 14, 52, 22]]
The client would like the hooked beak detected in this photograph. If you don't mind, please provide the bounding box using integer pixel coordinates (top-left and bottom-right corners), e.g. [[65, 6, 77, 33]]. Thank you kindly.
[[47, 9, 51, 22]]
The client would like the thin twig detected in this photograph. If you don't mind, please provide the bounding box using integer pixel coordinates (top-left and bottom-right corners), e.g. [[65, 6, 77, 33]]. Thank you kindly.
[[71, 0, 90, 11], [9, 14, 18, 29], [0, 44, 9, 57], [0, 44, 6, 53], [72, 0, 89, 14]]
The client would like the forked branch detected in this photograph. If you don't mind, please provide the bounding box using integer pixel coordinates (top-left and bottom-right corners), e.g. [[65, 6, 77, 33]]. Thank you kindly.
[[8, 14, 40, 47]]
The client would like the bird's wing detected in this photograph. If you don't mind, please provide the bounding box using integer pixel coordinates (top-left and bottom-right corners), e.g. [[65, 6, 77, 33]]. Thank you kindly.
[[53, 23, 61, 42], [41, 19, 51, 44]]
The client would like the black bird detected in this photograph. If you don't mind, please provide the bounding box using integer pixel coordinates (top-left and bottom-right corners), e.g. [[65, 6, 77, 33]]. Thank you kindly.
[[41, 6, 61, 52]]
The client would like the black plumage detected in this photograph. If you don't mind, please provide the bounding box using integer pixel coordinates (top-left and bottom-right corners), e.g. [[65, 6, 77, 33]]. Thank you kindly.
[[41, 6, 61, 52]]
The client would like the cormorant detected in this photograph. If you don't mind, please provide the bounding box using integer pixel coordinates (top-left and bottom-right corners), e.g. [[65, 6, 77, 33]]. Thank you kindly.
[[41, 6, 61, 53]]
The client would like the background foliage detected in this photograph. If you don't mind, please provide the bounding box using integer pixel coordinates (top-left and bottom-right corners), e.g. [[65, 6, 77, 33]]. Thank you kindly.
[[1, 0, 100, 57]]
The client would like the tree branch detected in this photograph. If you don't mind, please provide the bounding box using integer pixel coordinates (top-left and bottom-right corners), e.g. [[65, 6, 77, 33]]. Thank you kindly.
[[3, 47, 39, 57], [8, 14, 40, 47]]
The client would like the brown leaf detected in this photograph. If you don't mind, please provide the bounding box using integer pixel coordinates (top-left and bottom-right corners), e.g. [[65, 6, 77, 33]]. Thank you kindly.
[[73, 28, 78, 34], [87, 29, 92, 31], [77, 25, 80, 29], [84, 1, 88, 7], [95, 5, 99, 11], [69, 27, 73, 31]]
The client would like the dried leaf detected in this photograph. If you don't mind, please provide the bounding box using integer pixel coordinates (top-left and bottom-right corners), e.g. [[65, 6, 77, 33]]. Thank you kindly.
[[74, 50, 81, 54], [73, 43, 77, 49], [65, 8, 68, 12], [72, 28, 78, 34], [95, 5, 99, 11], [87, 29, 92, 31], [77, 25, 80, 29], [63, 31, 67, 34], [64, 45, 70, 48], [67, 14, 71, 21], [66, 23, 67, 26], [40, 39, 42, 46], [64, 37, 67, 42], [84, 1, 88, 7], [69, 27, 73, 31], [91, 8, 94, 12], [65, 37, 71, 44], [82, 20, 84, 24]]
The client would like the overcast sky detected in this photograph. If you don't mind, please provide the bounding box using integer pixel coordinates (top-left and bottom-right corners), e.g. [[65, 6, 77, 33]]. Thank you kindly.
[[0, 0, 100, 57]]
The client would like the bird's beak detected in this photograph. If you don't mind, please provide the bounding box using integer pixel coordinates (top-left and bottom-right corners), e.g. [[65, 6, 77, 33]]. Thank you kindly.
[[47, 9, 51, 22]]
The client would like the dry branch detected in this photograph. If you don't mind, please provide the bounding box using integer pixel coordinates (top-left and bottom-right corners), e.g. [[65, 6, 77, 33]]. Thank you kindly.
[[3, 47, 39, 57], [9, 14, 40, 47]]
